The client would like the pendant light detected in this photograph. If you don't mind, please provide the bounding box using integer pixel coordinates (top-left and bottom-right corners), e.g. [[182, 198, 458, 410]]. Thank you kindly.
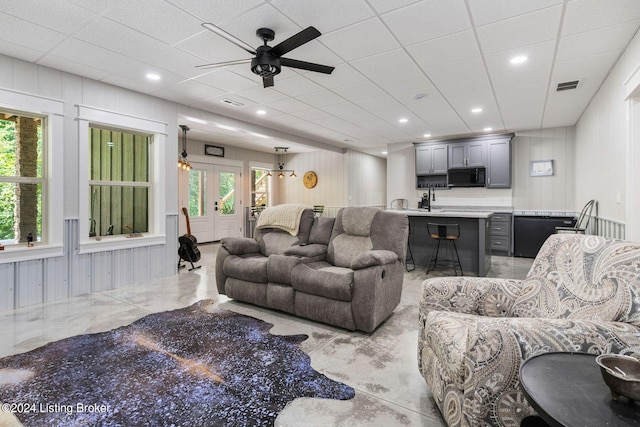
[[178, 124, 192, 170], [269, 147, 296, 178]]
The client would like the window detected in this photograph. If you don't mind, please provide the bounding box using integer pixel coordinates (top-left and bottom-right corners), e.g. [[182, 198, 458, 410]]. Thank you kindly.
[[89, 126, 150, 237], [0, 112, 44, 245], [0, 88, 63, 263], [77, 105, 166, 253], [188, 169, 206, 217], [251, 168, 269, 208]]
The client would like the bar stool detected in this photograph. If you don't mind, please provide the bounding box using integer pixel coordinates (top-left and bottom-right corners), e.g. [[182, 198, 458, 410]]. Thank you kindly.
[[426, 223, 463, 276]]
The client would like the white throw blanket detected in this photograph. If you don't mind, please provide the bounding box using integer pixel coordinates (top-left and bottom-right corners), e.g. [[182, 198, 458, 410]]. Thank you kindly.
[[256, 204, 308, 236]]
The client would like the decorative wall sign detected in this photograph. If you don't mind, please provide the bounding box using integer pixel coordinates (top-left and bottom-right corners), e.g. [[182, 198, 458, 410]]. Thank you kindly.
[[303, 171, 318, 188], [530, 160, 554, 176], [205, 144, 225, 157]]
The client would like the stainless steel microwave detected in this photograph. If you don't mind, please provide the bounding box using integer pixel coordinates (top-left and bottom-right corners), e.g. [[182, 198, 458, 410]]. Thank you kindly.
[[448, 167, 486, 187]]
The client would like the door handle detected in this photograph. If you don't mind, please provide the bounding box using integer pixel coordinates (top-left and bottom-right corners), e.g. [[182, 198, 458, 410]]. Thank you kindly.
[[215, 201, 218, 211]]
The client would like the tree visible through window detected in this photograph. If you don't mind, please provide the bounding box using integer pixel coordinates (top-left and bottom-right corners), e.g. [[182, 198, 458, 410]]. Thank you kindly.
[[0, 113, 43, 244], [89, 126, 150, 237], [251, 168, 268, 208]]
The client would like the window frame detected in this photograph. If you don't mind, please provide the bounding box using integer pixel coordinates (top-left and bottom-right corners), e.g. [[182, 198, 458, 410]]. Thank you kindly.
[[77, 105, 166, 254], [0, 88, 63, 264]]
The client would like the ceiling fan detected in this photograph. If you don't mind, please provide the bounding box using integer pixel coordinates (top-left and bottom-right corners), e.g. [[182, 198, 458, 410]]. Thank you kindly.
[[196, 23, 335, 88]]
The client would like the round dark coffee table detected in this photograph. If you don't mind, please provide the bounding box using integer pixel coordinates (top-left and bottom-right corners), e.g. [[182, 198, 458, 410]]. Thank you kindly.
[[520, 352, 640, 427]]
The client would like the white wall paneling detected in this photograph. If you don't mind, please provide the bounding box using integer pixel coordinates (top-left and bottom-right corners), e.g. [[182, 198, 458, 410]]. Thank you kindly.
[[16, 260, 43, 307], [0, 264, 15, 311]]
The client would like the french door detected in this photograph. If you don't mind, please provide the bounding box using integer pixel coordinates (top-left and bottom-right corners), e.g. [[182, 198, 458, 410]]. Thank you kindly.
[[182, 162, 242, 242]]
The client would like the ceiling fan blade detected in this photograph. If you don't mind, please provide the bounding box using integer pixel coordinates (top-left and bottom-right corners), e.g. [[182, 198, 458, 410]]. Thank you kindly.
[[269, 26, 321, 57], [262, 75, 274, 88], [195, 59, 252, 70], [280, 57, 334, 74], [201, 23, 256, 55]]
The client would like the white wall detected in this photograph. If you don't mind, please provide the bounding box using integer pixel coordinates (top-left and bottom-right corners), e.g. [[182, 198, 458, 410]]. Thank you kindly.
[[575, 29, 640, 239]]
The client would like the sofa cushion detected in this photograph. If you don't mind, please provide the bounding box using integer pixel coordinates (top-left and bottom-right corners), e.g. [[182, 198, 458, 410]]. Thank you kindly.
[[309, 216, 335, 245], [258, 231, 299, 256], [351, 250, 398, 270], [221, 237, 260, 255], [291, 261, 354, 302], [283, 244, 327, 259], [267, 254, 301, 284], [342, 206, 378, 236], [223, 254, 268, 283], [330, 235, 373, 268]]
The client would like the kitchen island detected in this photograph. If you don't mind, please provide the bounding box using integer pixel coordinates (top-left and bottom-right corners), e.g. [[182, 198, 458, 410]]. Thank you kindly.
[[390, 209, 493, 276]]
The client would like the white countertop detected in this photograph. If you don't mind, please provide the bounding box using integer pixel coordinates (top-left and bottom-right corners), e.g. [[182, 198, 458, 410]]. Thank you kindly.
[[389, 209, 493, 219]]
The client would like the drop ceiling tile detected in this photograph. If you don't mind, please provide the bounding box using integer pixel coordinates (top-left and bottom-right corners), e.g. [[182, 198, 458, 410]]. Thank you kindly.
[[168, 79, 229, 100], [305, 63, 365, 88], [381, 0, 470, 45], [296, 90, 346, 108], [351, 49, 420, 80], [407, 30, 481, 69], [73, 18, 169, 61], [491, 63, 552, 92], [265, 97, 312, 114], [37, 54, 110, 81], [47, 38, 131, 73], [273, 75, 326, 97], [319, 18, 400, 61], [556, 21, 639, 61], [373, 70, 437, 100], [476, 5, 563, 54], [289, 108, 334, 122], [193, 68, 258, 93], [270, 0, 374, 33], [234, 85, 290, 105], [484, 40, 555, 75], [334, 81, 387, 101], [176, 30, 252, 64], [468, 0, 563, 26], [0, 40, 46, 64], [102, 0, 204, 45], [437, 76, 493, 99], [562, 0, 640, 36], [1, 1, 98, 35], [424, 57, 487, 86], [164, 0, 264, 24], [0, 14, 67, 53], [367, 0, 421, 14], [551, 50, 621, 83]]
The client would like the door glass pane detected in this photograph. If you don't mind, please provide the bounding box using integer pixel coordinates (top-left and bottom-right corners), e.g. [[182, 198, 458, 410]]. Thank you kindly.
[[188, 169, 206, 217], [219, 171, 235, 215]]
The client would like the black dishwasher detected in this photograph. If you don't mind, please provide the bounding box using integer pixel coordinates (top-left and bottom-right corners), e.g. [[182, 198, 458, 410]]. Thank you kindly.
[[513, 215, 576, 258]]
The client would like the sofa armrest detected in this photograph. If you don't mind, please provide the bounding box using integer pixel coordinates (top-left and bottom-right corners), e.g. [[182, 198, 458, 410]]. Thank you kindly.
[[283, 243, 327, 258], [350, 250, 398, 270], [419, 277, 523, 318], [221, 237, 260, 255]]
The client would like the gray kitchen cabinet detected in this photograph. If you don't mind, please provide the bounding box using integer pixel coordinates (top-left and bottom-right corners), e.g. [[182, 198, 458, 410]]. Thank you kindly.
[[491, 212, 512, 255], [449, 140, 485, 168], [415, 144, 448, 175], [487, 138, 512, 188]]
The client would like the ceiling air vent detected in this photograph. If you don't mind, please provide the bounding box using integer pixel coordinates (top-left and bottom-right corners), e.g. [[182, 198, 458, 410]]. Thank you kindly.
[[556, 80, 580, 92], [220, 98, 244, 107]]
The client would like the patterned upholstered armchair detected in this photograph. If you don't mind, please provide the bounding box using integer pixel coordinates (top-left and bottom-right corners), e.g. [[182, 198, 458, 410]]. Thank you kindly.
[[418, 234, 640, 427]]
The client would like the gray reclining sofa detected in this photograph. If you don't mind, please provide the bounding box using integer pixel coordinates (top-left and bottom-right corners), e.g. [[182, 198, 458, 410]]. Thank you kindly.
[[215, 205, 409, 332]]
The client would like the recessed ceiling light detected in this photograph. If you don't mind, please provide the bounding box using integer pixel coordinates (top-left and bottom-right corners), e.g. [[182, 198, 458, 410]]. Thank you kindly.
[[423, 133, 431, 138], [483, 127, 493, 132], [382, 151, 388, 155], [510, 55, 528, 65], [471, 107, 483, 113], [256, 109, 266, 115], [146, 73, 161, 81], [249, 132, 269, 139], [398, 118, 408, 123]]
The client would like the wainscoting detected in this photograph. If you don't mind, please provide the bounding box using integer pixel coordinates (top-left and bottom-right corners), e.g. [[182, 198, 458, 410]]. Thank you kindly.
[[0, 215, 179, 312]]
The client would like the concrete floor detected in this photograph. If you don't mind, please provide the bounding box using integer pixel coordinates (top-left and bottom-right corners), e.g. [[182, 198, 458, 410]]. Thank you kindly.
[[0, 243, 533, 426]]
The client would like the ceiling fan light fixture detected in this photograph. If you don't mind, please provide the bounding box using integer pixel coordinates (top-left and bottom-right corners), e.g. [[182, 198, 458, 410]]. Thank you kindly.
[[251, 48, 281, 77]]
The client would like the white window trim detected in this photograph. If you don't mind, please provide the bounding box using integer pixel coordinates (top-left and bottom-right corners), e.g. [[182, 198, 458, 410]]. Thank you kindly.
[[0, 88, 64, 264], [76, 105, 167, 254]]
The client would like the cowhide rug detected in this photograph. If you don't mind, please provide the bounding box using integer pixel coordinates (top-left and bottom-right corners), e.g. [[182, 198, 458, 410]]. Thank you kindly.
[[0, 300, 354, 426]]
